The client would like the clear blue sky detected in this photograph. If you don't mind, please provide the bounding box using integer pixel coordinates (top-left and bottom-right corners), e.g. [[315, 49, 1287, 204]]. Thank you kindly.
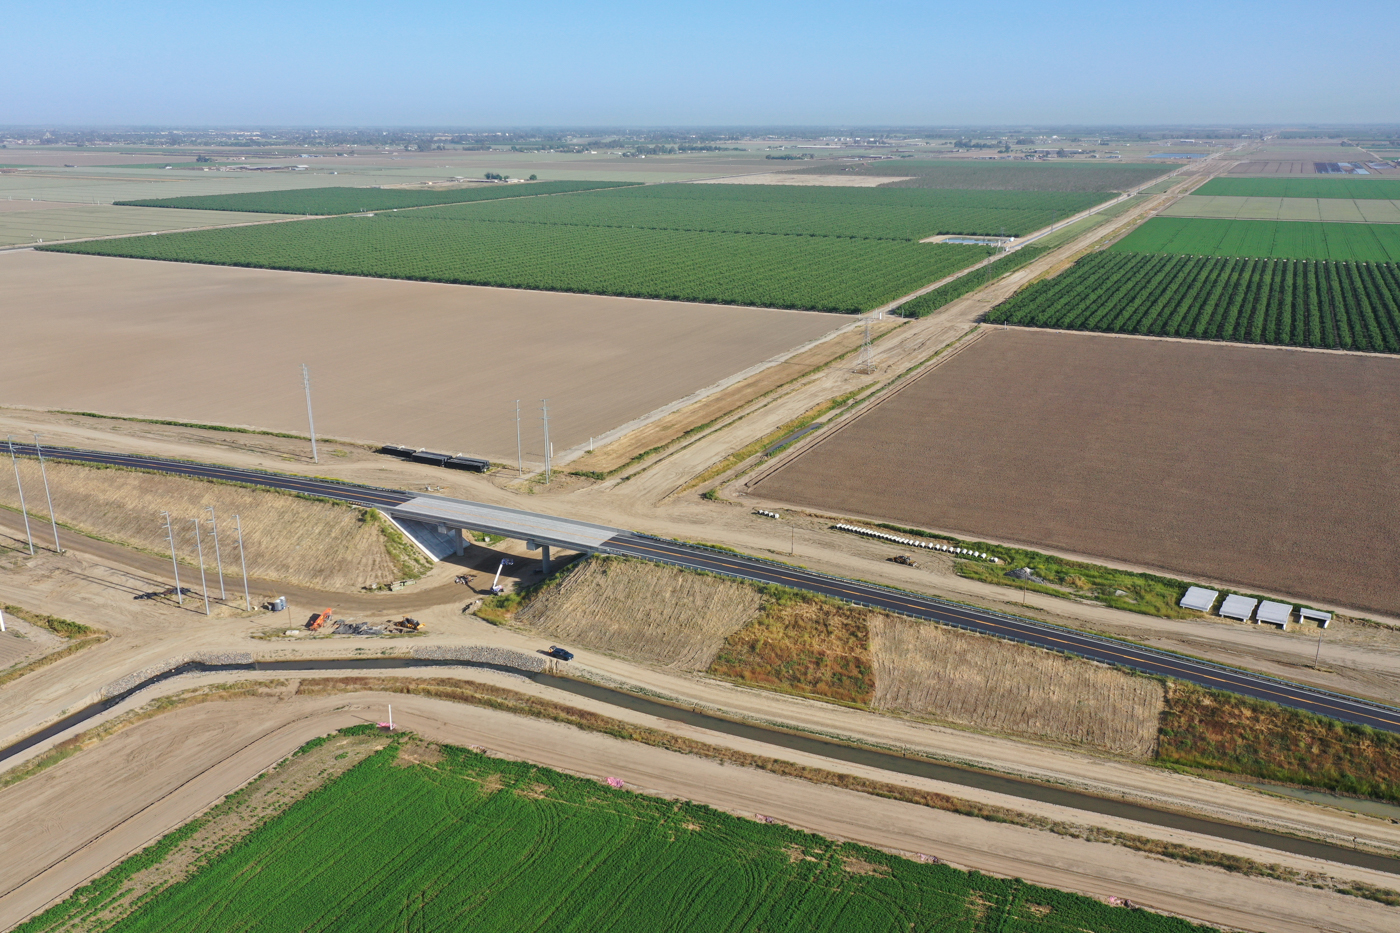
[[6, 0, 1396, 127]]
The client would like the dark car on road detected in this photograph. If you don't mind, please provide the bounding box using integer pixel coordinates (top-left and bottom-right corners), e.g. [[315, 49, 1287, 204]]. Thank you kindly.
[[545, 646, 574, 661]]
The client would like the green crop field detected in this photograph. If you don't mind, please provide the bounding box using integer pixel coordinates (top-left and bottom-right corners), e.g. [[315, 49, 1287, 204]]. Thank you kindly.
[[41, 209, 991, 312], [452, 183, 1109, 239], [114, 180, 638, 214], [1112, 217, 1400, 261], [789, 160, 1171, 192], [1195, 177, 1400, 200], [19, 737, 1208, 933], [987, 251, 1400, 352]]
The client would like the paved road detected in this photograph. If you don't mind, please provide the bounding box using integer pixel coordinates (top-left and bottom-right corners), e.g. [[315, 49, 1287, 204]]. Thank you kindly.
[[13, 443, 1400, 734]]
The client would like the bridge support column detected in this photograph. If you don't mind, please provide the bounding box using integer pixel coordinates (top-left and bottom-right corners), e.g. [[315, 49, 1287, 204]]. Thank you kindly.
[[541, 545, 551, 575], [452, 527, 465, 556]]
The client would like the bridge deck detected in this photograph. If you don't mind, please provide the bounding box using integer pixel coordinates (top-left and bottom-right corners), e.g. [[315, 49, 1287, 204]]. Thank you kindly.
[[388, 496, 619, 551]]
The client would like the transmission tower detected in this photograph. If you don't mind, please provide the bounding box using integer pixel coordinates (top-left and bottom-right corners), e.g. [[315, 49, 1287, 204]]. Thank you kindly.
[[856, 319, 875, 375]]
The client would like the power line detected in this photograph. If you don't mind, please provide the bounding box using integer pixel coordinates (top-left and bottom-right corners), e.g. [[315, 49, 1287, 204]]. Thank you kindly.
[[541, 399, 552, 484], [515, 399, 522, 476], [206, 506, 225, 600], [234, 514, 251, 611], [5, 436, 34, 556], [32, 435, 61, 553], [302, 363, 319, 464], [192, 518, 211, 616], [161, 511, 183, 606]]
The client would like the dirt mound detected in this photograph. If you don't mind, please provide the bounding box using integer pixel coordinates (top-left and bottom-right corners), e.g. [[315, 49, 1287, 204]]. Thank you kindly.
[[516, 558, 761, 669], [0, 459, 426, 591], [869, 617, 1164, 757]]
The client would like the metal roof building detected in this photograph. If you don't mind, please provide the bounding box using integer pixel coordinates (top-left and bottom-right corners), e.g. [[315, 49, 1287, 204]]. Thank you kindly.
[[1219, 594, 1258, 621], [1256, 600, 1292, 628], [1300, 607, 1332, 628], [1179, 586, 1219, 612]]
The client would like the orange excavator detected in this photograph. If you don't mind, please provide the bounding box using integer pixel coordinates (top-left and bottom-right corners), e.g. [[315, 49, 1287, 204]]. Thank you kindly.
[[308, 607, 334, 631]]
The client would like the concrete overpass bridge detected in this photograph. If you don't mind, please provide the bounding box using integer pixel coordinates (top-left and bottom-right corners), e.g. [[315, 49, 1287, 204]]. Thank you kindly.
[[386, 496, 620, 571]]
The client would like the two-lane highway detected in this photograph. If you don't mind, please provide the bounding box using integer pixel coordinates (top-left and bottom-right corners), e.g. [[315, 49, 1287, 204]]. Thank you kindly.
[[12, 443, 1400, 733], [607, 535, 1400, 733]]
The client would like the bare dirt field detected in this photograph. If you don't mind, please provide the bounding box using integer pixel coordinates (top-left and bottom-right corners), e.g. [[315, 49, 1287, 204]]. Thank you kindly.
[[0, 250, 844, 464], [0, 205, 289, 248], [0, 200, 73, 213], [869, 617, 1164, 757], [693, 173, 915, 187], [749, 328, 1400, 616], [516, 557, 761, 669], [0, 459, 424, 591], [1163, 194, 1400, 223], [1229, 161, 1320, 175]]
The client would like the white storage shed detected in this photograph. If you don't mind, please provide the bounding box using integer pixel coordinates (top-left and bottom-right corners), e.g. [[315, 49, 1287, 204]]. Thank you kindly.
[[1256, 600, 1292, 628], [1179, 586, 1219, 612], [1219, 594, 1258, 621]]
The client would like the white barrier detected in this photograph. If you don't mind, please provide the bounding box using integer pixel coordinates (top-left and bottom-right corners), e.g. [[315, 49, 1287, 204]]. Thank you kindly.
[[832, 523, 997, 562]]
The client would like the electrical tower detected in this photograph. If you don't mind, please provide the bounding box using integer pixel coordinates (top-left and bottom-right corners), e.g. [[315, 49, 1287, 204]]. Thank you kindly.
[[856, 319, 875, 375]]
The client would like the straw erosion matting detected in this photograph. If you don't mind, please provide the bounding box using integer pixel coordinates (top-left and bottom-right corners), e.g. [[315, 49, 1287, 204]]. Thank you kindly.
[[750, 327, 1400, 616], [0, 458, 427, 590], [513, 557, 762, 669], [507, 558, 1162, 754], [870, 617, 1164, 757], [0, 250, 845, 462]]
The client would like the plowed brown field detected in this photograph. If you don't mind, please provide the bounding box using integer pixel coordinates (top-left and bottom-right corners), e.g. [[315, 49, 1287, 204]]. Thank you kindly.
[[750, 329, 1400, 615], [0, 250, 843, 464]]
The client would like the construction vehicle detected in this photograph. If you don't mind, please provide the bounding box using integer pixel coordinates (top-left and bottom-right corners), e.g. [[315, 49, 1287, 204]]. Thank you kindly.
[[887, 555, 919, 568], [307, 607, 334, 631], [389, 617, 422, 632]]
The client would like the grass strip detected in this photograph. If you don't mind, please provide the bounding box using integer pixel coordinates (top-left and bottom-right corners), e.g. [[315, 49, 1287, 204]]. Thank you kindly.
[[895, 247, 1046, 318], [53, 410, 311, 440], [685, 385, 873, 493], [2, 604, 97, 637]]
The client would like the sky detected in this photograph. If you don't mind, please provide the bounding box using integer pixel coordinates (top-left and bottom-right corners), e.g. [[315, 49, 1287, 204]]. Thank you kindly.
[[5, 0, 1397, 127]]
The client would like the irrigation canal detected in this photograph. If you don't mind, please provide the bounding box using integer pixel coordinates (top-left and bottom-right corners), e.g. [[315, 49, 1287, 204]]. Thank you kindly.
[[2, 656, 1397, 876]]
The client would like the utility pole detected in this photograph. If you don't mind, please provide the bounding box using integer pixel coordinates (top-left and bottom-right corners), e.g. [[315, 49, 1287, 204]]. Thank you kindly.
[[515, 400, 522, 476], [205, 506, 225, 599], [540, 399, 551, 484], [301, 363, 319, 463], [192, 518, 211, 616], [32, 435, 61, 553], [5, 436, 34, 556], [161, 511, 183, 605], [234, 514, 251, 611]]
